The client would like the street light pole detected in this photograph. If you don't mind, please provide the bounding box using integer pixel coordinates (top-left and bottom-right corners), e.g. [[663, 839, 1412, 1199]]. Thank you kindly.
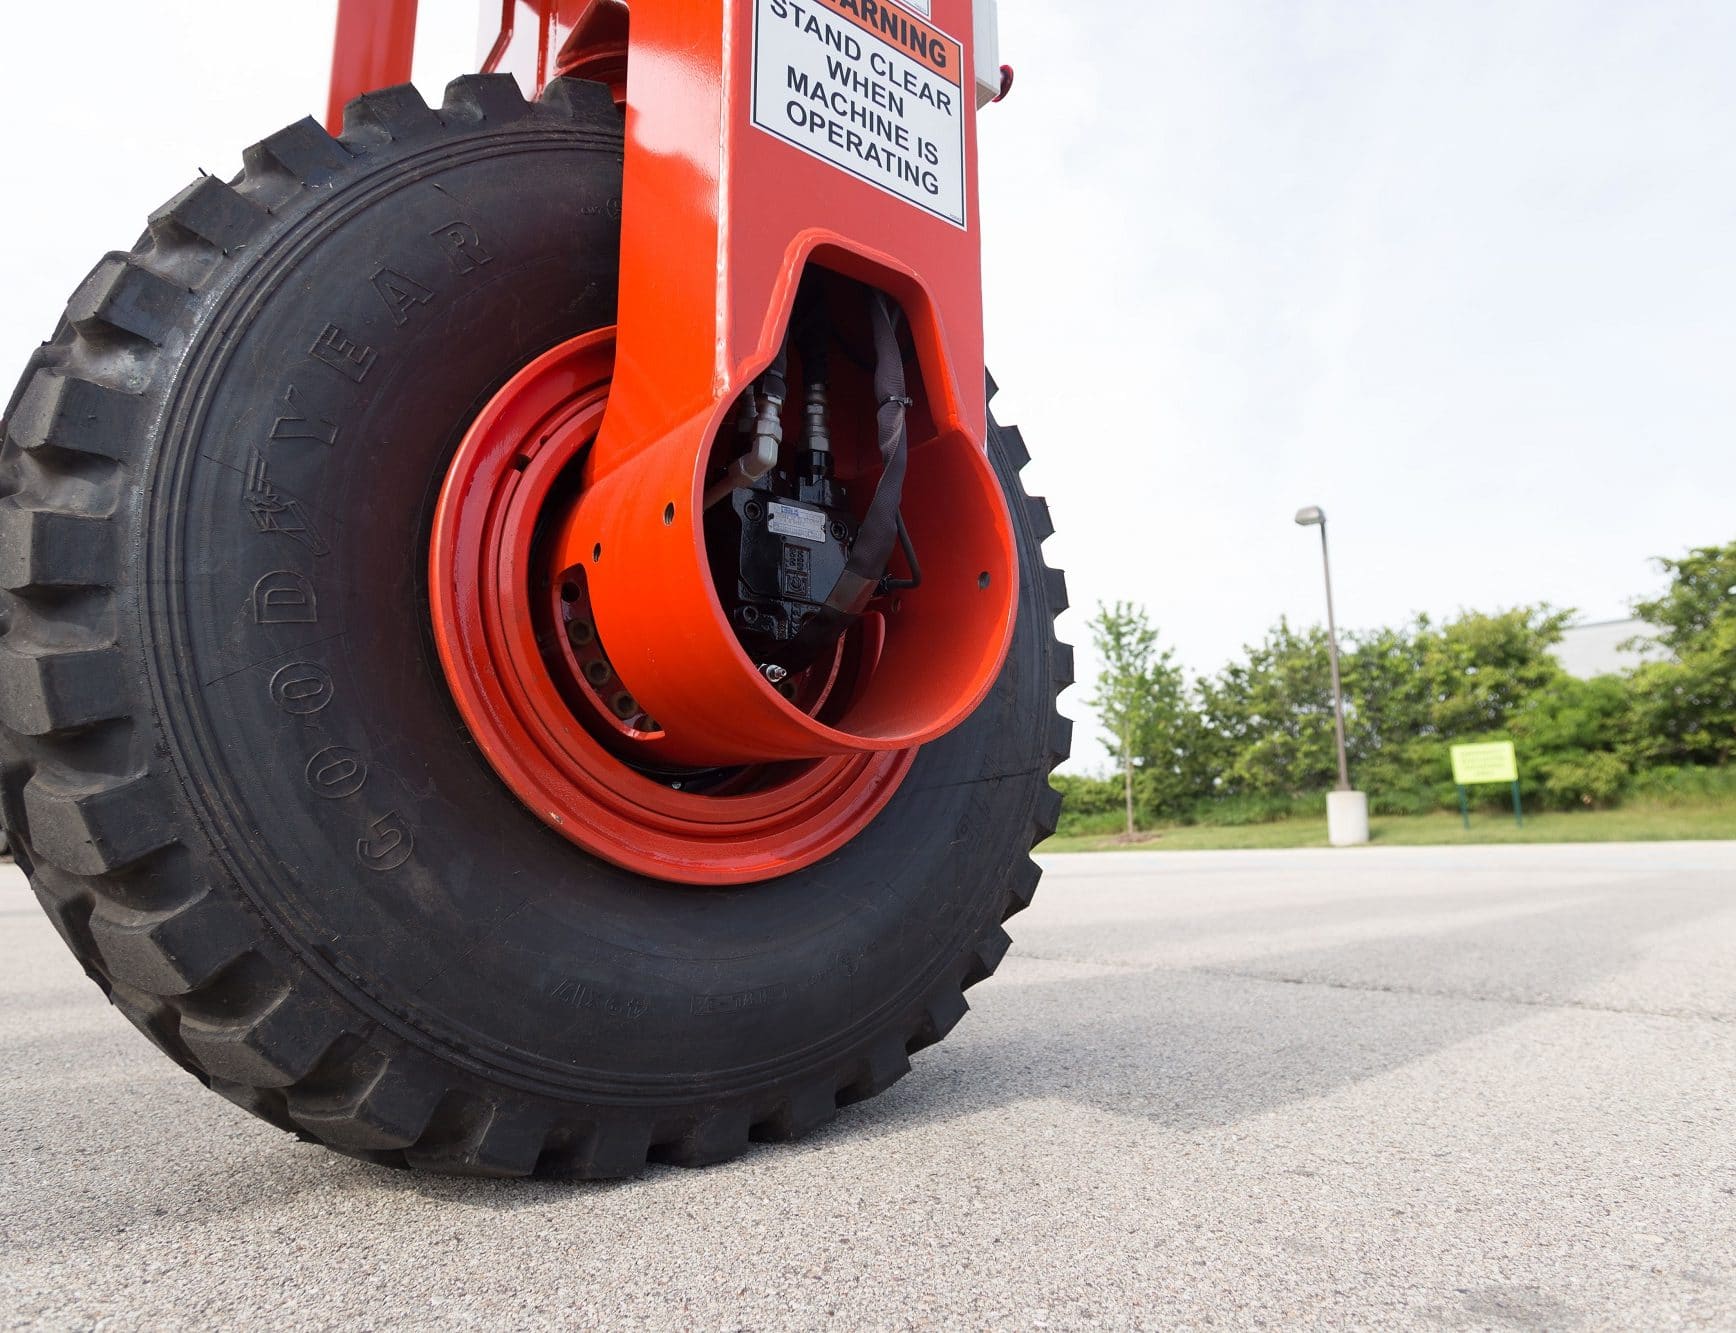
[[1294, 506, 1351, 793]]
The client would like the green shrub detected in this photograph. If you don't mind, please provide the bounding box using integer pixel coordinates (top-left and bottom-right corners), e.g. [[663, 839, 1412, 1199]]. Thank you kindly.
[[1625, 764, 1736, 804], [1367, 785, 1444, 817], [1050, 772, 1121, 817], [1050, 773, 1128, 836], [1190, 791, 1314, 827], [1537, 752, 1630, 808], [1055, 808, 1130, 838]]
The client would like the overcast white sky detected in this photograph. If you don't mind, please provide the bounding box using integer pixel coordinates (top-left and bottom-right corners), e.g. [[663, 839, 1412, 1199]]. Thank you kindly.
[[4, 2, 1732, 775]]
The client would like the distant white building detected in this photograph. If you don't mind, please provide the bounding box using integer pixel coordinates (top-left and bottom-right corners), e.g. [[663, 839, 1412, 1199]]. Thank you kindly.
[[1553, 618, 1668, 679]]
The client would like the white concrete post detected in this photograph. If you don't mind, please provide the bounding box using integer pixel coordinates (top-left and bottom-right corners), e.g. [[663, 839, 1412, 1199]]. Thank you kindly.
[[1328, 790, 1370, 847]]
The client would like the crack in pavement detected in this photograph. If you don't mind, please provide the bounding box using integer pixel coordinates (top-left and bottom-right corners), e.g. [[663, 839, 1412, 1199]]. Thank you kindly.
[[1007, 949, 1734, 1026]]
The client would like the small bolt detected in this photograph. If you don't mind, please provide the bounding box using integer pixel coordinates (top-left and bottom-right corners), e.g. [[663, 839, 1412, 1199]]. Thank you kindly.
[[761, 663, 789, 684]]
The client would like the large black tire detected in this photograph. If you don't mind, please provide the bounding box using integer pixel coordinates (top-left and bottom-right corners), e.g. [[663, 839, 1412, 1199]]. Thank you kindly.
[[0, 76, 1071, 1177]]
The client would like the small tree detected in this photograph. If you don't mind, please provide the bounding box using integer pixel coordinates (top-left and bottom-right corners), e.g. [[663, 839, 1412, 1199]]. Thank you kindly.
[[1632, 541, 1736, 651], [1087, 602, 1182, 837], [1626, 542, 1736, 766], [1416, 607, 1572, 739], [1195, 619, 1339, 798]]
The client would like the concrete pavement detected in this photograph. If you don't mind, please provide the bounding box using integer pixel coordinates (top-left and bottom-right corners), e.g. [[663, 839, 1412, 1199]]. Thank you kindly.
[[3, 842, 1734, 1329]]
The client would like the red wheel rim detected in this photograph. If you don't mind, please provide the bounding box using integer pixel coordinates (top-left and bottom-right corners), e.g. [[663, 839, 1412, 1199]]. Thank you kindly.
[[428, 330, 913, 885]]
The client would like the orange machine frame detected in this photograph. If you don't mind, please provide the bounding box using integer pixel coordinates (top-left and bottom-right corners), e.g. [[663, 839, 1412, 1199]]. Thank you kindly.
[[331, 0, 1015, 770]]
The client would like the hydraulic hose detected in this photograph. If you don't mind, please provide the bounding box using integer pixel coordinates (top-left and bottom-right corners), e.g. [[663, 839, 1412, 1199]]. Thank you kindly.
[[825, 291, 911, 615]]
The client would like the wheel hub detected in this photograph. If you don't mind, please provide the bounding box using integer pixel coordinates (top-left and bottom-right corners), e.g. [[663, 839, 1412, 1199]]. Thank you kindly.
[[428, 330, 916, 885]]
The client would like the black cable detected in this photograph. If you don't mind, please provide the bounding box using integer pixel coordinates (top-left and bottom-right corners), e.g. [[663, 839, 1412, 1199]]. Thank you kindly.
[[825, 290, 911, 616], [882, 512, 923, 592], [795, 287, 829, 388]]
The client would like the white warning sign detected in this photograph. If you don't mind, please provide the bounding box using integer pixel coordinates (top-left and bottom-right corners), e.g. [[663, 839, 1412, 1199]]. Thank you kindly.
[[752, 0, 967, 227]]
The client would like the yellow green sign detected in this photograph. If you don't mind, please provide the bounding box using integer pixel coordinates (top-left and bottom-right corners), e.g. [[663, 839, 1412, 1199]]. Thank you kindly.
[[1450, 741, 1519, 785]]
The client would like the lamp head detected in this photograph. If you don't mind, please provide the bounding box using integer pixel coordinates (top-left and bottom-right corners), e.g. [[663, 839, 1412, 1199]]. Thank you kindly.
[[1294, 506, 1325, 527]]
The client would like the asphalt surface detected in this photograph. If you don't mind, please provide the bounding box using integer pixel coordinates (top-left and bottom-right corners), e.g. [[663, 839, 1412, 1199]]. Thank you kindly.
[[3, 842, 1734, 1330]]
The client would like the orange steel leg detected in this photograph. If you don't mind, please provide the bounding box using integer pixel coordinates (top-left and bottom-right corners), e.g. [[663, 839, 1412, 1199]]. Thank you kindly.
[[343, 0, 1017, 770], [326, 0, 420, 132], [554, 0, 1014, 766]]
